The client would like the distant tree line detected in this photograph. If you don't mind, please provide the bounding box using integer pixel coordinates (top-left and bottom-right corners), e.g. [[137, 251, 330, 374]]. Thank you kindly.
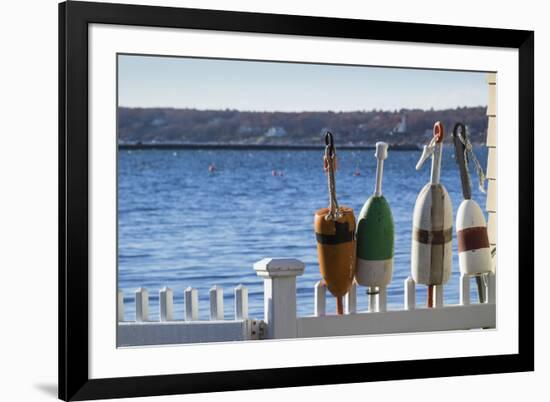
[[118, 106, 488, 146]]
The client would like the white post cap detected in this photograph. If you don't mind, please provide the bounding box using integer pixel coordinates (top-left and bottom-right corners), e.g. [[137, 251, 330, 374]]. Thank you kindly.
[[254, 258, 305, 278], [375, 142, 388, 161]]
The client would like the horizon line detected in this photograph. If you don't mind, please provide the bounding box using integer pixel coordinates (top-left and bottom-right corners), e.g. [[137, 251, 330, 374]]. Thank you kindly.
[[117, 105, 487, 113]]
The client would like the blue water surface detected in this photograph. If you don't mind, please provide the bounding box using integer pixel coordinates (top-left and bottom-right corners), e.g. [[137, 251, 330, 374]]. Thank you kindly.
[[118, 147, 488, 320]]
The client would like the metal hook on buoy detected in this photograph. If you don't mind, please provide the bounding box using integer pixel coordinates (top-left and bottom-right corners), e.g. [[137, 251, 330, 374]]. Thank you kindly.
[[452, 123, 486, 194], [416, 122, 444, 185], [325, 131, 334, 155], [452, 123, 472, 200], [416, 141, 436, 171], [323, 131, 337, 171]]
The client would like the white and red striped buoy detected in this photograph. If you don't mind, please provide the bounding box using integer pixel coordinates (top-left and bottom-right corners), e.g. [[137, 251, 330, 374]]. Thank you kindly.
[[411, 122, 453, 307], [456, 200, 492, 275], [452, 123, 493, 302]]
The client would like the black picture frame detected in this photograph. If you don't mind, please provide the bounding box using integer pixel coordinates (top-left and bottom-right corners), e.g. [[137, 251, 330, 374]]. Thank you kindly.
[[59, 1, 534, 400]]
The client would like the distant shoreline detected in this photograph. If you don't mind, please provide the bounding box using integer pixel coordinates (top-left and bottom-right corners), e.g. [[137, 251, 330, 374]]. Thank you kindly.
[[118, 143, 421, 151]]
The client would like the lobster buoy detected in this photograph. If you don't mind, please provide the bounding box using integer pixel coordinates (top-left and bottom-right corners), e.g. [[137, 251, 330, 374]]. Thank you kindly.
[[355, 142, 394, 295], [452, 123, 493, 302], [314, 132, 356, 314], [411, 122, 453, 307]]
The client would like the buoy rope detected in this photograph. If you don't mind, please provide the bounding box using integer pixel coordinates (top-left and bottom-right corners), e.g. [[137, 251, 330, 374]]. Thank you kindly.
[[457, 129, 487, 194], [324, 132, 342, 221]]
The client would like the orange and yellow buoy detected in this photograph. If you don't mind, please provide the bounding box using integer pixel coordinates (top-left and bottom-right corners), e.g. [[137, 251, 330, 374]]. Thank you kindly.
[[314, 132, 356, 314]]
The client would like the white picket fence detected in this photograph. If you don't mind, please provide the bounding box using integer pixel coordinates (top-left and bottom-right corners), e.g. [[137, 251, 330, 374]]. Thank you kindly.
[[117, 285, 263, 346], [117, 258, 496, 346]]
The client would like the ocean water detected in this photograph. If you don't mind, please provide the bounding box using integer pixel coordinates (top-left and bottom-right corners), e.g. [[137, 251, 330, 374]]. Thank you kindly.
[[118, 146, 488, 321]]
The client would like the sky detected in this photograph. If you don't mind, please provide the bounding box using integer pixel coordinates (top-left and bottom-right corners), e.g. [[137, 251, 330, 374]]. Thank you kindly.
[[118, 54, 488, 112]]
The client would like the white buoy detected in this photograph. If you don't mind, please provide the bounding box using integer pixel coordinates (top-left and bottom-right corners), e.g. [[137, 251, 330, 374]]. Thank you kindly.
[[456, 200, 493, 276], [411, 122, 453, 307], [452, 123, 493, 302]]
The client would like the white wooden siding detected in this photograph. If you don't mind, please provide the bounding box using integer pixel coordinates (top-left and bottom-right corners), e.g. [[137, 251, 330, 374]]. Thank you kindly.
[[487, 212, 497, 245], [487, 116, 497, 147], [486, 179, 497, 213], [487, 148, 497, 179]]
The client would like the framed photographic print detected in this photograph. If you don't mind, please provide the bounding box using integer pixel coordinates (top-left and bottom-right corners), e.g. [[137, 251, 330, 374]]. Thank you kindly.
[[59, 1, 534, 400]]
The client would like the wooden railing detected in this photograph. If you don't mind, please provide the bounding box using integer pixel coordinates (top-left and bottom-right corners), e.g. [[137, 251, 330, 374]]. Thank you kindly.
[[118, 257, 495, 346]]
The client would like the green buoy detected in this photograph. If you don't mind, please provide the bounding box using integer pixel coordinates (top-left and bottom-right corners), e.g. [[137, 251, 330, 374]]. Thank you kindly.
[[355, 142, 394, 296]]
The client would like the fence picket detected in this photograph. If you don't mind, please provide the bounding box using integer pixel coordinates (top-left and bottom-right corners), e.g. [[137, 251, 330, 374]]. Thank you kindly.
[[210, 285, 224, 320], [314, 281, 326, 317], [160, 287, 174, 321], [118, 289, 124, 322], [345, 282, 357, 314], [405, 277, 416, 310], [460, 274, 471, 306], [487, 272, 496, 304], [378, 286, 387, 312], [434, 285, 444, 308], [184, 287, 199, 321], [135, 287, 149, 322], [234, 285, 248, 320]]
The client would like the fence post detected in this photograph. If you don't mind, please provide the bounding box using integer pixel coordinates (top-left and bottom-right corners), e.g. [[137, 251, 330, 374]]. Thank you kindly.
[[184, 287, 199, 321], [345, 281, 357, 314], [460, 274, 471, 306], [405, 277, 416, 310], [254, 258, 305, 339], [210, 285, 224, 320], [234, 285, 248, 320], [117, 289, 124, 322], [159, 287, 174, 322], [135, 287, 149, 322], [314, 281, 326, 317]]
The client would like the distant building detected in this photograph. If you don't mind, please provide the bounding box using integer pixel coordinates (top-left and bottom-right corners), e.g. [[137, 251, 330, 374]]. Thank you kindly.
[[389, 115, 408, 136], [265, 126, 287, 137], [395, 115, 407, 133]]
